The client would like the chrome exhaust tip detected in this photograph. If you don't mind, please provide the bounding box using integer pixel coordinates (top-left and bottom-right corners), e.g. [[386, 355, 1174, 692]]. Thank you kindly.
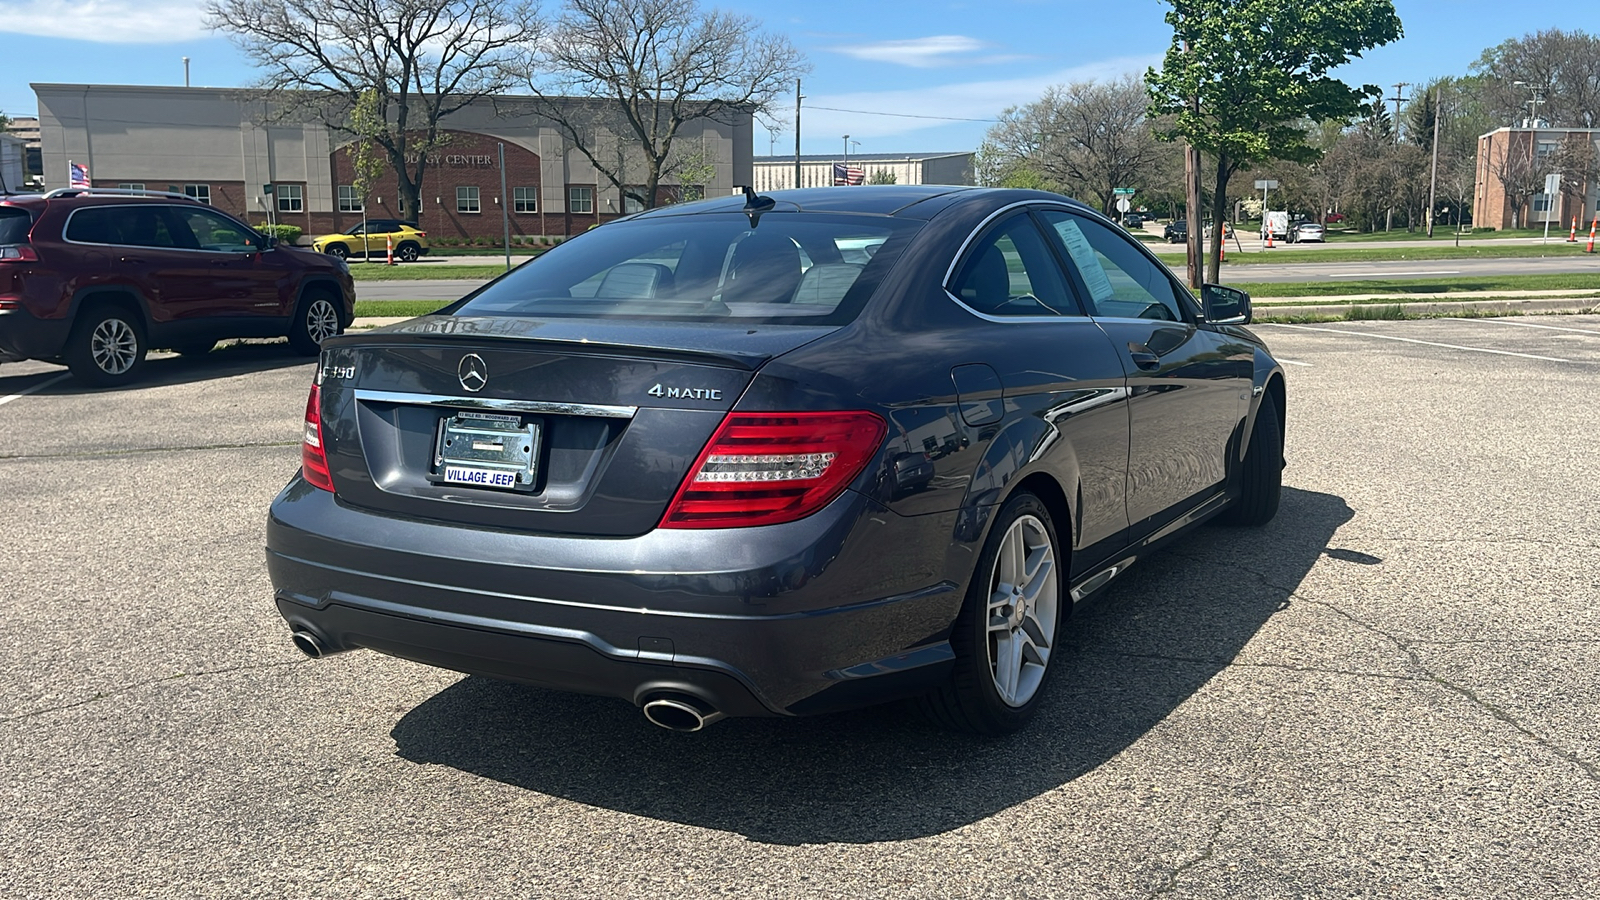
[[290, 629, 328, 659], [641, 694, 725, 732]]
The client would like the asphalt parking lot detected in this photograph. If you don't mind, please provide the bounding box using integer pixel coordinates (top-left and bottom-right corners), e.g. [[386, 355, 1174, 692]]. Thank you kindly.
[[2, 315, 1598, 899]]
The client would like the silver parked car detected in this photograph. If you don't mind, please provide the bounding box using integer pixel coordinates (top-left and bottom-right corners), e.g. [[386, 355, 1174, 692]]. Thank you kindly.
[[1292, 222, 1326, 243]]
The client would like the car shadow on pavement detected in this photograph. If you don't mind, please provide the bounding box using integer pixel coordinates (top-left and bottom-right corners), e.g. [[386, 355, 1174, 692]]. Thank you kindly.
[[1, 342, 312, 394], [390, 486, 1353, 845]]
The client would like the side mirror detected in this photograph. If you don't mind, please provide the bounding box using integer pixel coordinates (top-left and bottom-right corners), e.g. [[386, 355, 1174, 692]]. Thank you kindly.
[[1201, 283, 1251, 325]]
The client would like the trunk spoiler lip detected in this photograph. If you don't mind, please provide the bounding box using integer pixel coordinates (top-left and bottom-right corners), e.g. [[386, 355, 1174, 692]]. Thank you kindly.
[[324, 316, 841, 371]]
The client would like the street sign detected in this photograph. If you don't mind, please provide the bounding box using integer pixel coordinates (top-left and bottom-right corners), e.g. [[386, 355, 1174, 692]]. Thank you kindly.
[[263, 183, 273, 195], [1115, 197, 1132, 213], [1544, 173, 1562, 197], [1254, 179, 1279, 190], [1113, 187, 1136, 195]]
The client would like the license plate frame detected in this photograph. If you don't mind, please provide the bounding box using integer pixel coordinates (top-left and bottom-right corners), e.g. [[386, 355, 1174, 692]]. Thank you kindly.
[[429, 410, 541, 493]]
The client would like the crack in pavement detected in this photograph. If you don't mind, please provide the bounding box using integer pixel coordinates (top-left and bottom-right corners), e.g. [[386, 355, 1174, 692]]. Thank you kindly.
[[0, 441, 298, 462], [0, 659, 305, 725], [1163, 550, 1600, 784], [1076, 648, 1424, 684]]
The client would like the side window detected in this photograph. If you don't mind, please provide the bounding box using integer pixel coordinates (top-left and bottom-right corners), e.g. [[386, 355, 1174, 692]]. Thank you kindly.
[[175, 208, 259, 252], [947, 213, 1077, 317], [68, 206, 182, 248], [1039, 210, 1187, 321]]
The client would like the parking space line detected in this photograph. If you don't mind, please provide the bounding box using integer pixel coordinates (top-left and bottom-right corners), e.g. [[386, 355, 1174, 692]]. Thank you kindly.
[[1277, 359, 1313, 367], [0, 373, 70, 408], [1262, 323, 1571, 362], [1444, 317, 1600, 336]]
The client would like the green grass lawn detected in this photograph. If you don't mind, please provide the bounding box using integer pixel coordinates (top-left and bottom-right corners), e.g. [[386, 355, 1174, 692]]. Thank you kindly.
[[349, 264, 509, 281], [1154, 243, 1600, 266], [1322, 226, 1556, 242], [353, 300, 452, 318], [1235, 273, 1600, 299]]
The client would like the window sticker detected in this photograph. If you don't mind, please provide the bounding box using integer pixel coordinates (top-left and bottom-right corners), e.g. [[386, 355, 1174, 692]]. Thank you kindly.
[[1052, 218, 1115, 305]]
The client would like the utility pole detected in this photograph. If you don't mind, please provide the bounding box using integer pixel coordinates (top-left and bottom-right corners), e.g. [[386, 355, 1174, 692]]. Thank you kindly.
[[793, 79, 802, 190], [1427, 86, 1441, 238], [1183, 34, 1202, 290], [182, 57, 190, 87], [1389, 82, 1408, 144]]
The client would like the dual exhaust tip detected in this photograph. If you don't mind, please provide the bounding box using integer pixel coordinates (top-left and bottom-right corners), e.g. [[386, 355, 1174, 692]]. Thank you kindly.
[[291, 630, 724, 731]]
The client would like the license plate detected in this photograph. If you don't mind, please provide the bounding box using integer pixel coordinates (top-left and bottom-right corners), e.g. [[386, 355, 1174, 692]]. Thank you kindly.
[[431, 411, 540, 492]]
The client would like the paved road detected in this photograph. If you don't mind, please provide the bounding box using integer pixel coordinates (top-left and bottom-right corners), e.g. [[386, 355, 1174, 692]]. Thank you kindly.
[[357, 255, 1600, 303], [2, 318, 1598, 897]]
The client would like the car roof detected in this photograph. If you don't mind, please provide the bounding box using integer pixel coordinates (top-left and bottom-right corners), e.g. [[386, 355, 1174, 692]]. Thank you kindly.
[[627, 185, 1095, 222]]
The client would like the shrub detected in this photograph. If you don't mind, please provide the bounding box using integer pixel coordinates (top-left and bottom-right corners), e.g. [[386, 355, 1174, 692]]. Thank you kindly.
[[254, 223, 302, 245], [1472, 226, 1496, 233]]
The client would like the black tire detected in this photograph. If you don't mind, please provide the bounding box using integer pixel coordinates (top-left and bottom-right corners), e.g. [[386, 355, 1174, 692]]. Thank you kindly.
[[64, 304, 147, 387], [396, 242, 421, 262], [1220, 392, 1282, 526], [920, 491, 1064, 736], [325, 243, 349, 260], [288, 293, 343, 356], [170, 340, 215, 357]]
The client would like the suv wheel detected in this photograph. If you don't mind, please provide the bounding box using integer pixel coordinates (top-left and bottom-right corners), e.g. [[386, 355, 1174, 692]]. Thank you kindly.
[[324, 243, 349, 260], [66, 305, 147, 387], [396, 242, 421, 262], [289, 294, 342, 355]]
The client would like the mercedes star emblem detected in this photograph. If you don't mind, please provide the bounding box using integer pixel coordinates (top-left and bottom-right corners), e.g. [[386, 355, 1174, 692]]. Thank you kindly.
[[458, 353, 488, 392]]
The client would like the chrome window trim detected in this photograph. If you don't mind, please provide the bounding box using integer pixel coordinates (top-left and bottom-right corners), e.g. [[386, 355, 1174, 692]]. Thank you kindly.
[[354, 389, 638, 419], [940, 199, 1090, 324], [62, 204, 265, 254]]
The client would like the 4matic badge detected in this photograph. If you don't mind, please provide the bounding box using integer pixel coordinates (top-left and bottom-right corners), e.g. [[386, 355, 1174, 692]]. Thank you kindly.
[[647, 383, 722, 400]]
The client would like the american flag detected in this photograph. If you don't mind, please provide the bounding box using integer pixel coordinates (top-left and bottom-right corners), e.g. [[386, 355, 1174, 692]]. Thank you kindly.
[[832, 162, 864, 186], [69, 161, 91, 188]]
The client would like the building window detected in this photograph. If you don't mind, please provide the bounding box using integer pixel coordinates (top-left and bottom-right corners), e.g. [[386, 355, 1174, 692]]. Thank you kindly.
[[183, 184, 211, 205], [277, 184, 303, 212], [1536, 141, 1558, 159], [456, 186, 481, 214], [569, 186, 593, 214], [1533, 193, 1552, 212], [337, 185, 362, 213], [513, 187, 537, 214], [117, 182, 145, 190]]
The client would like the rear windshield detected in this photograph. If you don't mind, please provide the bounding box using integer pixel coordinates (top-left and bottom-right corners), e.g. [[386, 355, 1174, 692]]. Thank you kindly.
[[452, 212, 921, 325], [0, 207, 32, 245]]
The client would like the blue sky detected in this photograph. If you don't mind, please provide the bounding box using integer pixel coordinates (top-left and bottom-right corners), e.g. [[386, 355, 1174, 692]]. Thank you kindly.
[[1, 0, 1594, 155]]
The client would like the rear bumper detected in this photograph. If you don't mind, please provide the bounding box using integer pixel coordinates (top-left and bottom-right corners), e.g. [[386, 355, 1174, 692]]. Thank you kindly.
[[266, 481, 968, 716], [0, 307, 69, 361]]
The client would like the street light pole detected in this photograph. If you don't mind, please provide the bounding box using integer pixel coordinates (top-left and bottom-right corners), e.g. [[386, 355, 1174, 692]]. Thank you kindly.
[[1427, 86, 1441, 238], [182, 57, 190, 87]]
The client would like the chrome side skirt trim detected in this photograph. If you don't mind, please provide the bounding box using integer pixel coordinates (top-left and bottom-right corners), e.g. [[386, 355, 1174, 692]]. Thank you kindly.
[[353, 388, 638, 419]]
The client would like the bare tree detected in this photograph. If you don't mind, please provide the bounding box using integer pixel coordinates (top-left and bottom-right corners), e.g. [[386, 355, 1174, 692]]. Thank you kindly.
[[207, 0, 539, 220], [1474, 29, 1600, 127], [982, 76, 1172, 215], [526, 0, 805, 210]]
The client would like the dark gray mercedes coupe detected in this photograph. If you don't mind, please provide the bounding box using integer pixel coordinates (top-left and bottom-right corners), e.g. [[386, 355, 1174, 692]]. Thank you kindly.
[[267, 186, 1285, 735]]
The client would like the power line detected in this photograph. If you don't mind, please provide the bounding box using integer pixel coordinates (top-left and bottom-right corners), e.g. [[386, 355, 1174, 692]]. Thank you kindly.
[[801, 104, 999, 123]]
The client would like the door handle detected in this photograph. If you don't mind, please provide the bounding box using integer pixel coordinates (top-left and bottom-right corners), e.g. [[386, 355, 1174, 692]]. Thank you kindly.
[[119, 257, 145, 265], [1127, 342, 1161, 371]]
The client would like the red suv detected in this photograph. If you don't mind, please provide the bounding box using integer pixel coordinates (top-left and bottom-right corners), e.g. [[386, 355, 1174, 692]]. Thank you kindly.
[[0, 188, 355, 385]]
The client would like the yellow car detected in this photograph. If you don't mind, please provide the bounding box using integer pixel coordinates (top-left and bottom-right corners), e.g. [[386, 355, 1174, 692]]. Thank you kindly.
[[310, 220, 430, 261]]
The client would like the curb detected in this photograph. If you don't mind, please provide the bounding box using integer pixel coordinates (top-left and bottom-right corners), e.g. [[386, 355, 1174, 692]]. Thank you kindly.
[[1254, 296, 1600, 320]]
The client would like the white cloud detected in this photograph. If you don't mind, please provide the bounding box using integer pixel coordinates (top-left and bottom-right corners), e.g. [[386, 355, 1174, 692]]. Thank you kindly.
[[802, 54, 1162, 141], [0, 0, 209, 43], [832, 35, 996, 69]]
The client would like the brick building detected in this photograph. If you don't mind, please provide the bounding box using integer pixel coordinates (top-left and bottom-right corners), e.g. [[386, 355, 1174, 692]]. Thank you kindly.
[[1475, 126, 1600, 230], [31, 84, 752, 240]]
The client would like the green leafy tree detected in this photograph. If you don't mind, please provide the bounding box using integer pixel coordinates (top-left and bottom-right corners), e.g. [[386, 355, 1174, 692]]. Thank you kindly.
[[346, 89, 389, 257], [1146, 0, 1402, 281], [867, 169, 897, 185]]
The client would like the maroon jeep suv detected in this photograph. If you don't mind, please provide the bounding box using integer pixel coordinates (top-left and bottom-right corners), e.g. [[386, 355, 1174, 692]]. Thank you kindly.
[[0, 188, 355, 386]]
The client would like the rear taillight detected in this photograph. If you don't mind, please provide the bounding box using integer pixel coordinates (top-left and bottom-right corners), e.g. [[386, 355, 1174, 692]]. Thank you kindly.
[[661, 411, 886, 529], [0, 245, 38, 262], [301, 384, 335, 492]]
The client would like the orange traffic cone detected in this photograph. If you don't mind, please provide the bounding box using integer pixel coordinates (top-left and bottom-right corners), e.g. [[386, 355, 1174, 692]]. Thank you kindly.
[[1569, 218, 1578, 242], [1266, 226, 1273, 248], [1587, 215, 1598, 254], [386, 233, 395, 265]]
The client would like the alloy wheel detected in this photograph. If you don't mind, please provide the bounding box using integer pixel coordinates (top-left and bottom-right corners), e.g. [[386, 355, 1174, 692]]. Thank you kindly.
[[91, 318, 139, 375], [985, 513, 1059, 707], [306, 299, 340, 346]]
